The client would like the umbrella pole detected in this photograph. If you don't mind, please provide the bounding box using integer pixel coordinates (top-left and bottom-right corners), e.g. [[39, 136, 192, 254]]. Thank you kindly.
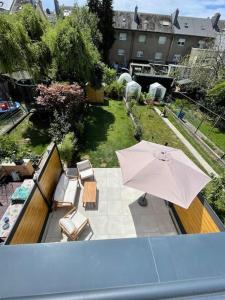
[[138, 193, 148, 207]]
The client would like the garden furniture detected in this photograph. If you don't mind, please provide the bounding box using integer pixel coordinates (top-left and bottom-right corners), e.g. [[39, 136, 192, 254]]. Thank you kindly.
[[59, 207, 90, 240], [82, 181, 97, 208], [77, 160, 94, 181]]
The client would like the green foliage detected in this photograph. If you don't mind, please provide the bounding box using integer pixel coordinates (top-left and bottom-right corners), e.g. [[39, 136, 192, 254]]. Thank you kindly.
[[103, 65, 116, 85], [88, 0, 115, 64], [58, 132, 77, 165], [70, 6, 102, 48], [0, 14, 31, 73], [17, 4, 46, 41], [53, 16, 100, 83], [48, 110, 71, 143], [203, 173, 225, 223], [90, 63, 104, 89], [207, 81, 225, 109], [0, 135, 18, 163], [105, 81, 124, 99]]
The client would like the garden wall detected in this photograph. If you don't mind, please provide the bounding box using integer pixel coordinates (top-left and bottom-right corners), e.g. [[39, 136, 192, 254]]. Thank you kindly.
[[6, 143, 63, 244]]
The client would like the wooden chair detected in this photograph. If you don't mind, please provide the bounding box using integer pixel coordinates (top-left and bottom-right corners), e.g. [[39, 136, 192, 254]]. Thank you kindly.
[[76, 160, 94, 181], [59, 207, 90, 241]]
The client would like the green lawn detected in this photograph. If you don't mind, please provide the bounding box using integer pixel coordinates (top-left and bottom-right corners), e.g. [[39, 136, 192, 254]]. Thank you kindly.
[[9, 115, 51, 155], [80, 99, 136, 167], [170, 99, 225, 152], [134, 105, 208, 173], [167, 112, 225, 175]]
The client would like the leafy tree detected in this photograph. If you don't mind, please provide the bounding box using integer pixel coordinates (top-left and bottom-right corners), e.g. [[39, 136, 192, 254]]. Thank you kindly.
[[0, 15, 31, 73], [99, 0, 115, 63], [88, 0, 115, 64], [53, 16, 100, 83], [70, 6, 102, 48], [16, 4, 46, 41], [36, 83, 87, 126]]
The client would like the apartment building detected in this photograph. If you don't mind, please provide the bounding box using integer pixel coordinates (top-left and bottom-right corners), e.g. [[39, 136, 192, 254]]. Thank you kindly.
[[110, 8, 220, 66]]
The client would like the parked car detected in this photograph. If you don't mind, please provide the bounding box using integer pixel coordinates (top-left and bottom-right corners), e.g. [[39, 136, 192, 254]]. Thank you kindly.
[[0, 100, 20, 113]]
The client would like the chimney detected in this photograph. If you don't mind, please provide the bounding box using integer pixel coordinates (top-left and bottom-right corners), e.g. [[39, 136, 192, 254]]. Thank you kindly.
[[134, 5, 140, 26], [211, 12, 221, 30], [172, 8, 179, 26]]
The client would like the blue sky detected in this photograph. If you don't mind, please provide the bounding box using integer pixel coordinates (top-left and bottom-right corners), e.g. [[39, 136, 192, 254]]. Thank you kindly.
[[42, 0, 225, 18]]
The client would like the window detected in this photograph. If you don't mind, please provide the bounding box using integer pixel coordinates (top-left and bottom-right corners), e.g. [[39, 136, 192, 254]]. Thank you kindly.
[[158, 36, 167, 45], [138, 35, 146, 43], [178, 38, 186, 46], [173, 54, 181, 62], [117, 49, 125, 56], [136, 51, 144, 58], [160, 20, 171, 26], [155, 52, 163, 60], [119, 33, 127, 41], [184, 23, 189, 28], [198, 40, 205, 49]]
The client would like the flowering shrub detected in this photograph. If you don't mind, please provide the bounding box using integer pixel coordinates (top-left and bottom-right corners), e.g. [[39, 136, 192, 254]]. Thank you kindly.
[[36, 83, 86, 113]]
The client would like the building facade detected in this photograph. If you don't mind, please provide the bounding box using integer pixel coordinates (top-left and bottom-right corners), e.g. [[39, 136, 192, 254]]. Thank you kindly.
[[110, 8, 221, 67], [0, 0, 46, 18]]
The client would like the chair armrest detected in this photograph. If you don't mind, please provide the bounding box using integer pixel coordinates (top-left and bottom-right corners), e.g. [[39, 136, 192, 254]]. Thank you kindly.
[[64, 207, 78, 218]]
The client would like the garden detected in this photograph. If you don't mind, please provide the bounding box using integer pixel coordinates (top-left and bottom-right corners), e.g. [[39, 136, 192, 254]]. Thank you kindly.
[[170, 98, 225, 153]]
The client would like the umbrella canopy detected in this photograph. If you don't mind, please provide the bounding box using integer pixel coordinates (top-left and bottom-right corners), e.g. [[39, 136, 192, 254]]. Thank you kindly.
[[116, 141, 211, 209]]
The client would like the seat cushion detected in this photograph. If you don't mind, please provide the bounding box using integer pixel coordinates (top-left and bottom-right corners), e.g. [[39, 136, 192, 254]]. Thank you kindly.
[[63, 179, 78, 205], [70, 210, 88, 229], [59, 218, 77, 235], [80, 169, 94, 180], [77, 160, 91, 171], [54, 173, 69, 203]]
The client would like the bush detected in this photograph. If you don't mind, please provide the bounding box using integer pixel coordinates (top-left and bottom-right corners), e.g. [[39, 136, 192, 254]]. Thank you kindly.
[[202, 173, 225, 223], [105, 81, 124, 99], [103, 65, 116, 85], [58, 132, 77, 166], [0, 136, 18, 163], [90, 63, 104, 89], [48, 110, 71, 144], [134, 124, 143, 141]]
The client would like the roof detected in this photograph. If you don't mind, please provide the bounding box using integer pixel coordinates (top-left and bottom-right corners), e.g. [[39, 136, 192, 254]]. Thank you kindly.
[[2, 233, 225, 299], [114, 10, 173, 34], [114, 10, 217, 38], [0, 0, 13, 11], [173, 16, 216, 38], [177, 78, 192, 85]]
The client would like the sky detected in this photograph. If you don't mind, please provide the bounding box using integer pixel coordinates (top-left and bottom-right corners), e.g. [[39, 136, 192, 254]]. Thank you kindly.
[[42, 0, 225, 18]]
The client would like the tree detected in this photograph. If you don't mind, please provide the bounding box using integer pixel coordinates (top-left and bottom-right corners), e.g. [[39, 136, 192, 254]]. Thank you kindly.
[[16, 4, 46, 41], [53, 19, 97, 82], [99, 0, 115, 63], [36, 83, 87, 125], [0, 15, 31, 73], [88, 0, 115, 64], [70, 6, 102, 48]]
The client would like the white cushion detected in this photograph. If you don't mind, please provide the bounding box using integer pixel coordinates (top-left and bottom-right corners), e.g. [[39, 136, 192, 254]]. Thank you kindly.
[[80, 169, 94, 180], [63, 179, 78, 205], [77, 160, 91, 171], [70, 211, 87, 228], [59, 218, 77, 235], [54, 173, 69, 203]]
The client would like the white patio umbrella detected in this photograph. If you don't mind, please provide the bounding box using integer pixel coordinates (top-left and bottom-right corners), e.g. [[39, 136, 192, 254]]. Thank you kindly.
[[116, 140, 211, 209]]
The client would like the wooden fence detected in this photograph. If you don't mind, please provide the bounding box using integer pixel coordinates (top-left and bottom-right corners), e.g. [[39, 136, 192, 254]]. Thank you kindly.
[[6, 143, 63, 245], [172, 194, 225, 234]]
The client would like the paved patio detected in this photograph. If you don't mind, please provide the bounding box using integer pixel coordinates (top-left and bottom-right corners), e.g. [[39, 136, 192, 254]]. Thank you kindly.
[[42, 168, 178, 243]]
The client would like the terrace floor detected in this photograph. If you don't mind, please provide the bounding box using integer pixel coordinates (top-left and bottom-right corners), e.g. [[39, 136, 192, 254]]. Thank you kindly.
[[42, 168, 178, 243]]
